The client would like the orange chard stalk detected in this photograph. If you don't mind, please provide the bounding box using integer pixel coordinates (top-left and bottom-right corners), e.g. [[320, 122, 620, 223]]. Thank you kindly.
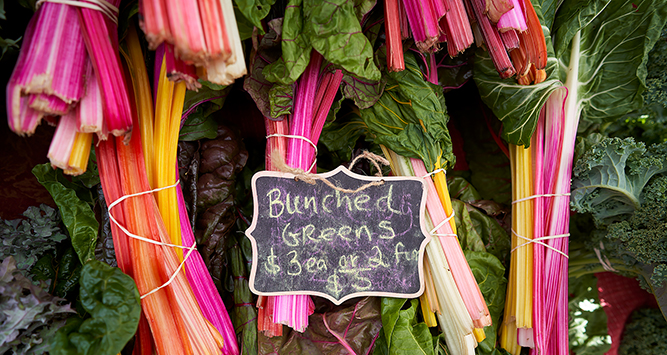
[[513, 0, 547, 85], [97, 137, 192, 355]]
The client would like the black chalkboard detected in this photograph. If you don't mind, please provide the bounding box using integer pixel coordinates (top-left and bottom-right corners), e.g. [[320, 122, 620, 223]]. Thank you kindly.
[[245, 166, 430, 304]]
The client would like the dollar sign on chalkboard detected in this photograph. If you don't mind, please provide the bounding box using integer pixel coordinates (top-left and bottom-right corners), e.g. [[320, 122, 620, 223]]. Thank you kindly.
[[326, 273, 344, 298], [264, 247, 281, 275]]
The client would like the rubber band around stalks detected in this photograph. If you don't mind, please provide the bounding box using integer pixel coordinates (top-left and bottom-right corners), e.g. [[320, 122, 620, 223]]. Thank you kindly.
[[266, 134, 318, 172], [107, 180, 198, 299], [511, 192, 570, 205], [510, 229, 569, 258], [419, 169, 458, 239], [36, 0, 119, 24]]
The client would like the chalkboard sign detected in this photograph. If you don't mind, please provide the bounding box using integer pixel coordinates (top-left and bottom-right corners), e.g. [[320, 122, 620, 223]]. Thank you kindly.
[[245, 166, 430, 304]]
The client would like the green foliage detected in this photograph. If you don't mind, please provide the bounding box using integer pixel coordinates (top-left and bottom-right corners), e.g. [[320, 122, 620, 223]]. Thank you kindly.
[[571, 136, 667, 227], [263, 0, 380, 86], [475, 0, 667, 145], [619, 307, 667, 355], [233, 0, 276, 34], [464, 251, 507, 355], [181, 80, 231, 141], [375, 298, 434, 355], [51, 260, 140, 355], [0, 257, 74, 354], [32, 164, 99, 265], [244, 18, 288, 119], [571, 135, 667, 318], [0, 205, 67, 271], [360, 51, 455, 171], [569, 274, 611, 355]]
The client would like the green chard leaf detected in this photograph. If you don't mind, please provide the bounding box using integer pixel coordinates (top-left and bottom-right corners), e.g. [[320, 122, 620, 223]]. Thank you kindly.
[[341, 71, 386, 109], [181, 80, 231, 141], [263, 0, 380, 86], [303, 0, 380, 81], [51, 261, 140, 355], [554, 0, 667, 124], [475, 0, 667, 146], [263, 0, 312, 85], [464, 251, 507, 355], [233, 0, 276, 34], [360, 51, 455, 171], [244, 18, 289, 119], [32, 164, 98, 265], [474, 0, 561, 146], [379, 298, 434, 355], [319, 109, 369, 162]]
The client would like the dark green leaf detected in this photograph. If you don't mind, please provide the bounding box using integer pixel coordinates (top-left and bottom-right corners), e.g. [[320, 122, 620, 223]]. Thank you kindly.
[[304, 0, 380, 82], [234, 5, 255, 41], [464, 251, 507, 355], [360, 51, 455, 171], [380, 298, 434, 355], [183, 80, 230, 119], [234, 0, 277, 34], [70, 148, 100, 189], [51, 261, 140, 355], [447, 177, 482, 202], [269, 82, 294, 118], [341, 71, 385, 109], [452, 200, 486, 253], [263, 0, 380, 86], [454, 109, 511, 205], [180, 109, 219, 141], [554, 0, 667, 125], [244, 18, 286, 119], [263, 0, 312, 85], [32, 164, 99, 265], [473, 1, 561, 146], [319, 110, 369, 162], [0, 36, 20, 61], [0, 205, 67, 272]]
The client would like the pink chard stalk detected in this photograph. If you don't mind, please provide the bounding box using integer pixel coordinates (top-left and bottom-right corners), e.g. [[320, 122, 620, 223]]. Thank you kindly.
[[6, 2, 87, 135], [177, 175, 240, 355], [78, 0, 133, 137]]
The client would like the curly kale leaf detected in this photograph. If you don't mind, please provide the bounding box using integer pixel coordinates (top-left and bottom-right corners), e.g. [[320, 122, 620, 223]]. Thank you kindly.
[[0, 205, 67, 271], [0, 257, 74, 354], [619, 307, 667, 355], [571, 135, 667, 227]]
